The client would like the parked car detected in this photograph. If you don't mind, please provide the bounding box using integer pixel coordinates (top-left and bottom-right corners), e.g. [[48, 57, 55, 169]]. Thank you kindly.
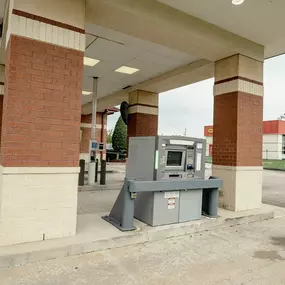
[[106, 149, 127, 162]]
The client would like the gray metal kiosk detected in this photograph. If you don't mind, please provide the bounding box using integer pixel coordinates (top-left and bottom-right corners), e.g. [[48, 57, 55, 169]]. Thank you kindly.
[[103, 136, 223, 230], [128, 136, 206, 226]]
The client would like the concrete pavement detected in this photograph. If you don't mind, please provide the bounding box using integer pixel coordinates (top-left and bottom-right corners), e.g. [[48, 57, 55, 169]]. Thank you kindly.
[[0, 163, 277, 269], [1, 163, 284, 280], [0, 201, 275, 269], [2, 215, 285, 284], [262, 170, 285, 208], [79, 163, 126, 192]]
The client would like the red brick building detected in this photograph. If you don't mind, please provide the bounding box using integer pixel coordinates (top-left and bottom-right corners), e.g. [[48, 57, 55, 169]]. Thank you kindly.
[[204, 120, 285, 160]]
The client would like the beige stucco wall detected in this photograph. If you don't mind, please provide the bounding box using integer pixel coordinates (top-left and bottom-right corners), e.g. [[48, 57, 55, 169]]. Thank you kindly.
[[86, 0, 264, 62], [0, 167, 79, 246], [215, 54, 263, 83], [129, 90, 158, 107], [213, 165, 262, 211], [13, 0, 85, 29]]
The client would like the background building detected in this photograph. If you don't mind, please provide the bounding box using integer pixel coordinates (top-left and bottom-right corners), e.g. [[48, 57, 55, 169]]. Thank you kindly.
[[80, 107, 119, 165], [204, 120, 285, 160]]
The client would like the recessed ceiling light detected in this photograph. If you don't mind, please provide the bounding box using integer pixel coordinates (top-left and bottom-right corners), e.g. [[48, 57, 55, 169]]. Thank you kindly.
[[82, 91, 92, 95], [84, 57, 100, 66], [115, 66, 140, 75], [231, 0, 244, 5]]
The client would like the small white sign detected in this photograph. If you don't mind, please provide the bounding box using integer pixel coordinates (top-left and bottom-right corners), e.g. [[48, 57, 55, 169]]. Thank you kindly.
[[197, 143, 203, 149], [164, 191, 180, 199], [167, 198, 176, 210], [169, 140, 194, 146], [168, 198, 175, 204], [196, 153, 202, 171], [154, 150, 159, 170]]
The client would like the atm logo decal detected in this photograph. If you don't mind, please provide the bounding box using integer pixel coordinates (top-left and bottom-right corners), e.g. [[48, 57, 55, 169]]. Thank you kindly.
[[208, 128, 213, 134]]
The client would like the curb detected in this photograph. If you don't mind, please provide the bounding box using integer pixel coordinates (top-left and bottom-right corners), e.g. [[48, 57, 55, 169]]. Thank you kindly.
[[78, 184, 123, 191], [0, 210, 274, 269], [84, 171, 117, 174], [263, 168, 285, 172], [204, 163, 285, 172]]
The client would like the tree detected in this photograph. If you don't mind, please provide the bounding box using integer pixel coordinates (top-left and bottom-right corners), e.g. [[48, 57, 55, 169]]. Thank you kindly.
[[107, 129, 113, 144], [112, 116, 127, 152]]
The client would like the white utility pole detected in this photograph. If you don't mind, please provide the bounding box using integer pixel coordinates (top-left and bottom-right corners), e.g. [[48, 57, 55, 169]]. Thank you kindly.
[[88, 77, 98, 185]]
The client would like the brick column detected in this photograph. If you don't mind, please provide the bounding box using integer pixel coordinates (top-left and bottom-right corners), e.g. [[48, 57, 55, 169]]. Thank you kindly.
[[0, 66, 5, 147], [212, 54, 264, 211], [0, 5, 85, 246], [0, 84, 4, 147], [128, 90, 158, 140], [80, 114, 92, 166]]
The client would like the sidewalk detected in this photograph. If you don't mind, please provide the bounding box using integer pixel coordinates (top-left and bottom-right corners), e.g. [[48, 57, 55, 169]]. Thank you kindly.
[[0, 198, 280, 268], [1, 163, 283, 269], [3, 213, 285, 285]]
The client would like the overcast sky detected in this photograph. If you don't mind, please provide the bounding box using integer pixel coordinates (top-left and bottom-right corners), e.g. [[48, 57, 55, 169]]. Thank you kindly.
[[107, 54, 285, 137]]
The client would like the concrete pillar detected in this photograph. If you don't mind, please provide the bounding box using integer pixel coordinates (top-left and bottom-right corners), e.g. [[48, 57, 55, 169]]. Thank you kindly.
[[212, 54, 264, 212], [100, 112, 107, 161], [0, 1, 85, 246], [127, 90, 158, 140]]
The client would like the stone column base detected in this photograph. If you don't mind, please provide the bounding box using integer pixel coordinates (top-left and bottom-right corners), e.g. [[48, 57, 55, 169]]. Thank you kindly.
[[0, 167, 79, 246], [212, 165, 263, 212], [127, 90, 158, 140]]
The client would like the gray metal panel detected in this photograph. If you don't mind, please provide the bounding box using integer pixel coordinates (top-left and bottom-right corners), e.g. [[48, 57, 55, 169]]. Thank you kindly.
[[134, 192, 154, 226], [152, 192, 179, 226], [126, 136, 156, 180], [153, 136, 159, 180], [156, 136, 206, 180], [158, 135, 205, 143], [179, 190, 202, 223], [194, 140, 206, 179], [128, 178, 223, 193], [124, 136, 218, 228], [128, 137, 157, 225], [127, 135, 207, 181], [102, 178, 136, 231]]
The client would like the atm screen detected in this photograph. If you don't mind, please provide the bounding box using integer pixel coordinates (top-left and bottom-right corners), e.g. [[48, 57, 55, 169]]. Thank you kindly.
[[91, 142, 97, 149], [166, 151, 183, 166]]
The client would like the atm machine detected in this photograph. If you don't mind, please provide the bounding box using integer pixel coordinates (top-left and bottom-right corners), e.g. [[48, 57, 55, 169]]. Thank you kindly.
[[88, 139, 105, 185], [89, 139, 105, 162], [126, 136, 206, 226]]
